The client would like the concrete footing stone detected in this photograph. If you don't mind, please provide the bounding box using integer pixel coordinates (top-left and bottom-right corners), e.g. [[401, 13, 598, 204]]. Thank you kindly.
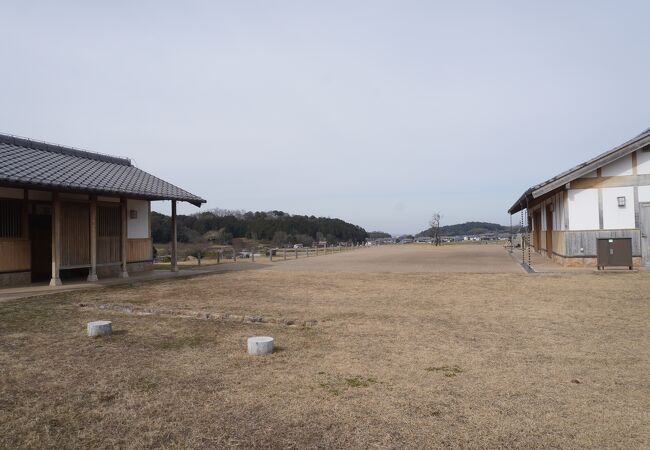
[[247, 336, 274, 355], [87, 320, 112, 337]]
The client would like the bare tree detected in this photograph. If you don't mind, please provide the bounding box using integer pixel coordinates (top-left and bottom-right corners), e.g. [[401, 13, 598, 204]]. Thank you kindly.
[[429, 212, 443, 246], [272, 230, 289, 247]]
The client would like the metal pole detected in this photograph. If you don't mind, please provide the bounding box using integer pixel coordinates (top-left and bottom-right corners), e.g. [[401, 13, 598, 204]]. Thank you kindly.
[[526, 202, 528, 268], [521, 209, 524, 265]]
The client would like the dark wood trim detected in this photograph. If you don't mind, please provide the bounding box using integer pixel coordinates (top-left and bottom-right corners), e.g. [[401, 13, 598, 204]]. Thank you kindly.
[[50, 192, 62, 286], [22, 189, 28, 239], [88, 195, 98, 281], [120, 197, 129, 278], [171, 200, 178, 272]]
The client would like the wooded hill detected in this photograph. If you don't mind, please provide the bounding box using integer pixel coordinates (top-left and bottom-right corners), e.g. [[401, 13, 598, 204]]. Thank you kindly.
[[367, 231, 392, 239], [416, 221, 516, 237], [152, 209, 368, 246]]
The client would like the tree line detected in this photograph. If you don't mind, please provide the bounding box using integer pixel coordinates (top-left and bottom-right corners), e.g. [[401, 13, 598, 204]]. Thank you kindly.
[[151, 209, 368, 246]]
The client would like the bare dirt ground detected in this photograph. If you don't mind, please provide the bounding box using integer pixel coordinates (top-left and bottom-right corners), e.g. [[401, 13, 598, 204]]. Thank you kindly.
[[270, 243, 523, 273], [1, 245, 649, 449]]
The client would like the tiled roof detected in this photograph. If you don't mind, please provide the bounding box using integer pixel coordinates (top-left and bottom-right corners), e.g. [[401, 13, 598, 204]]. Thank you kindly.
[[0, 133, 206, 206]]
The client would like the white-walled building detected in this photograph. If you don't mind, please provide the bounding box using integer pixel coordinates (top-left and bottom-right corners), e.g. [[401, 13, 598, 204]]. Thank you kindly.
[[509, 128, 650, 267]]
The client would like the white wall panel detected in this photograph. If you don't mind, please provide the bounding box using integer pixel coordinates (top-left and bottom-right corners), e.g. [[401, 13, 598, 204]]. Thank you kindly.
[[637, 150, 650, 175], [568, 189, 600, 230], [127, 199, 150, 238], [601, 154, 633, 176], [602, 187, 635, 229], [638, 185, 650, 202]]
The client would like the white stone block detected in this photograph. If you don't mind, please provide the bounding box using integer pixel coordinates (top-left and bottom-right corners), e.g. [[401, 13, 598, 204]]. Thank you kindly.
[[87, 320, 112, 337], [247, 336, 274, 355]]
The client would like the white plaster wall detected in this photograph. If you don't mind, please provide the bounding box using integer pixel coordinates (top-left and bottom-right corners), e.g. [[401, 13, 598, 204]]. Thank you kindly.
[[127, 199, 149, 238], [538, 195, 566, 231], [0, 187, 24, 199], [602, 187, 635, 229], [601, 154, 633, 176], [637, 150, 650, 175], [638, 185, 650, 202], [568, 189, 599, 230]]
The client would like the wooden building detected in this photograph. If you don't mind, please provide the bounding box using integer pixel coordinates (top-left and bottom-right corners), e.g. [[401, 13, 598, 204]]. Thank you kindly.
[[0, 133, 205, 287], [509, 128, 650, 267]]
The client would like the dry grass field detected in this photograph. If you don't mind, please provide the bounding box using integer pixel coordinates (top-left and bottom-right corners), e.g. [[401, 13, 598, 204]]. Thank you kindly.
[[1, 245, 650, 448]]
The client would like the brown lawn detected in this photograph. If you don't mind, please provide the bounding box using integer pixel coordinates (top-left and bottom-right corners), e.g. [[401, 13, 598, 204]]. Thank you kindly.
[[1, 245, 649, 448]]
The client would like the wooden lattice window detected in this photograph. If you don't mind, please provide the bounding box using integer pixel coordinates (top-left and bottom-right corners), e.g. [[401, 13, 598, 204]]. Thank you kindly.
[[98, 205, 121, 237], [97, 204, 121, 264], [0, 199, 23, 238]]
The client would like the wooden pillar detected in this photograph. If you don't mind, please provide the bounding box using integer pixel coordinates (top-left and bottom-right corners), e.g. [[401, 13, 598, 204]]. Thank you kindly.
[[295, 248, 298, 259], [50, 192, 62, 286], [22, 189, 29, 240], [171, 200, 178, 272], [284, 248, 287, 260], [87, 195, 98, 281], [119, 197, 129, 278]]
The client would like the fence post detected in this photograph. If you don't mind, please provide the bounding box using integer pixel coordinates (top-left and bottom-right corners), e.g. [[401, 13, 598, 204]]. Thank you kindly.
[[284, 248, 287, 260], [295, 248, 298, 259], [252, 249, 255, 262], [269, 249, 273, 262], [217, 250, 221, 264]]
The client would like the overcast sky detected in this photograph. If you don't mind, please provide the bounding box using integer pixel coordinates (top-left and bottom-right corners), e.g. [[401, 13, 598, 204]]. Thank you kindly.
[[2, 1, 650, 234]]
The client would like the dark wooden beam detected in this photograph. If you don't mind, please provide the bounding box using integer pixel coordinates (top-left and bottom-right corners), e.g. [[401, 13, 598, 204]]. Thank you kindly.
[[171, 200, 178, 273], [50, 192, 62, 286], [88, 195, 98, 282], [120, 197, 129, 278]]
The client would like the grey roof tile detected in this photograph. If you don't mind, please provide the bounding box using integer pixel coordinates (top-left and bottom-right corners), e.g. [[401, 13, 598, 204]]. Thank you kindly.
[[0, 134, 206, 206]]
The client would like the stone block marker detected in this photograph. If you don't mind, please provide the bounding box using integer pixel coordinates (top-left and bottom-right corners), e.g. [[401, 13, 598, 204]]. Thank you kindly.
[[87, 320, 112, 337], [247, 336, 274, 355]]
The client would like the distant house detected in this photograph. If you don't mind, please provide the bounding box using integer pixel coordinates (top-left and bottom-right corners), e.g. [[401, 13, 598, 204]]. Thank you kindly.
[[509, 128, 650, 267], [0, 133, 205, 287]]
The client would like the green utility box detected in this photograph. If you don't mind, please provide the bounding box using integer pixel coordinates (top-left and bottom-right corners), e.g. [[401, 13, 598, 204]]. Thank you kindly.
[[597, 238, 633, 270]]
